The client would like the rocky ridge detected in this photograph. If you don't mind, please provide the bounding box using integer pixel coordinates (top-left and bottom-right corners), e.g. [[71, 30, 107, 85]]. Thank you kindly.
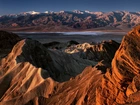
[[0, 30, 119, 105], [1, 26, 140, 105]]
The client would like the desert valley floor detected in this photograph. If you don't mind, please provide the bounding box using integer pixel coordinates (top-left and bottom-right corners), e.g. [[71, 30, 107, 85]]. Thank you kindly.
[[16, 31, 125, 44]]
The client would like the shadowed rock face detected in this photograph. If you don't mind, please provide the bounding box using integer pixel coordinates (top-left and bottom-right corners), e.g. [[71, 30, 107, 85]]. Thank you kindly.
[[96, 25, 140, 105], [0, 30, 21, 49], [0, 31, 21, 60], [86, 40, 119, 62]]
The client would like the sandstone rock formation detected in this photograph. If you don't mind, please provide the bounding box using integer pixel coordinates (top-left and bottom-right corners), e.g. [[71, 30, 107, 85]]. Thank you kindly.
[[33, 66, 102, 105], [96, 25, 140, 105], [1, 26, 140, 105], [0, 39, 99, 105], [0, 30, 119, 105]]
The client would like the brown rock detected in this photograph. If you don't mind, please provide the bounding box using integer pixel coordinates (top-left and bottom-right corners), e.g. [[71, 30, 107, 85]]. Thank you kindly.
[[96, 25, 140, 105], [0, 39, 99, 105]]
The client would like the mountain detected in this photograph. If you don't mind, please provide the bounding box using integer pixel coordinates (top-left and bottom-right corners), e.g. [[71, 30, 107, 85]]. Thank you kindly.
[[0, 30, 119, 104], [1, 25, 140, 104], [0, 11, 140, 31]]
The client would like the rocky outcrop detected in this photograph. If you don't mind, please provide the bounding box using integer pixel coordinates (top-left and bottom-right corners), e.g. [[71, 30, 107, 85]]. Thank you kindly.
[[34, 66, 102, 105], [0, 64, 102, 105], [65, 40, 120, 74], [65, 40, 119, 62], [0, 39, 96, 82], [0, 62, 56, 105], [0, 39, 56, 105], [96, 25, 140, 105]]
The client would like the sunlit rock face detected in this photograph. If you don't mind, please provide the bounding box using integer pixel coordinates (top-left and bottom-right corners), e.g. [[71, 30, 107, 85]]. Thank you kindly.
[[35, 66, 102, 105], [0, 40, 55, 105], [96, 25, 140, 105]]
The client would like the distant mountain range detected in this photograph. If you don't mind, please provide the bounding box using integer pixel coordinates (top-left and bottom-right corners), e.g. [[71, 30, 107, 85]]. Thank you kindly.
[[0, 10, 140, 32]]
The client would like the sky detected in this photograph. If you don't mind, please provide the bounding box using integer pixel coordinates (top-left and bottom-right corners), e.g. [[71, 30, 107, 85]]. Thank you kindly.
[[0, 0, 140, 15]]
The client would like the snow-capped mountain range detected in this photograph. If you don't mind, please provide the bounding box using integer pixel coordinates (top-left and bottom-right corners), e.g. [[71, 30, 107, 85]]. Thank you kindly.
[[0, 10, 140, 31]]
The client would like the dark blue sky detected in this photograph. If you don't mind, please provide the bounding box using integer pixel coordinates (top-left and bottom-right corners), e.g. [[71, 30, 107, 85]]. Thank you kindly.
[[0, 0, 140, 15]]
